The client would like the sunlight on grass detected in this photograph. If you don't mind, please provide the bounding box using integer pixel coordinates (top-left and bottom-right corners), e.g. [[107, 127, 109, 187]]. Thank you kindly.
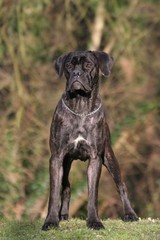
[[0, 218, 160, 240]]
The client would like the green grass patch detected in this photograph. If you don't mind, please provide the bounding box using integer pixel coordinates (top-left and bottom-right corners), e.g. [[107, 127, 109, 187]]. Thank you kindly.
[[0, 218, 160, 240]]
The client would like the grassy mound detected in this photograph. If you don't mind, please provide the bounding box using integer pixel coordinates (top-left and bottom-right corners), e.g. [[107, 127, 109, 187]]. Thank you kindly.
[[0, 218, 159, 240]]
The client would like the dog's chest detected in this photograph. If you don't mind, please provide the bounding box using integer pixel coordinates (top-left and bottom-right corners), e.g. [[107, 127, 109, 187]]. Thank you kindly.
[[54, 109, 105, 160], [65, 117, 94, 160], [71, 118, 91, 147], [73, 135, 89, 149], [68, 134, 90, 160]]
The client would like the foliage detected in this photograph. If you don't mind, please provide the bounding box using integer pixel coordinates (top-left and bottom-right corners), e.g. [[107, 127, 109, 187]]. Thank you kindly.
[[0, 0, 160, 221]]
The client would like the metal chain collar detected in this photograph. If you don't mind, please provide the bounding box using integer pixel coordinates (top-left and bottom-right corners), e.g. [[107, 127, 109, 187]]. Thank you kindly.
[[62, 98, 102, 117]]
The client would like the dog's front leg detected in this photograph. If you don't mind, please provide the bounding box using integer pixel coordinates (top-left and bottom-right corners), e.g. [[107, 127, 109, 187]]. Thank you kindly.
[[87, 157, 105, 230], [42, 155, 63, 230]]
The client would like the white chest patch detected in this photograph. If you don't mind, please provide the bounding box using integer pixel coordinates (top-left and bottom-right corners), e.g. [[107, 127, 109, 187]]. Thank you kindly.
[[73, 135, 89, 149]]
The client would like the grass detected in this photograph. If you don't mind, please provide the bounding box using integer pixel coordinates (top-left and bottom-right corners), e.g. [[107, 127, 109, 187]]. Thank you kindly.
[[0, 218, 160, 240]]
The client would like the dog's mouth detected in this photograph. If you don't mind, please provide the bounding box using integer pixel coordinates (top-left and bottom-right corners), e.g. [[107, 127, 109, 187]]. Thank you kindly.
[[68, 80, 91, 95]]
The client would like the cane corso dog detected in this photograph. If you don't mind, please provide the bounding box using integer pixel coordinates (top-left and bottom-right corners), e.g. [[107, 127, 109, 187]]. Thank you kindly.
[[42, 50, 138, 231]]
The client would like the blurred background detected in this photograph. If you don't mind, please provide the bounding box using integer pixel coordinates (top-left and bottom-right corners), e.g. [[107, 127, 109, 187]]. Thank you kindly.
[[0, 0, 160, 221]]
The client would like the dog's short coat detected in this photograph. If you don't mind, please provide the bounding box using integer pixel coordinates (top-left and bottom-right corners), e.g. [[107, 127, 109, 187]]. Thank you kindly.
[[42, 51, 138, 230]]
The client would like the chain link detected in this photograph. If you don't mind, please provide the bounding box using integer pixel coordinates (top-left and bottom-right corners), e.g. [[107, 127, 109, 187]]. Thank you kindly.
[[62, 98, 102, 117]]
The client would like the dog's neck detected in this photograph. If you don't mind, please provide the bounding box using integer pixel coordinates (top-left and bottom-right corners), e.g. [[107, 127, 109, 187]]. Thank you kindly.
[[63, 87, 100, 115]]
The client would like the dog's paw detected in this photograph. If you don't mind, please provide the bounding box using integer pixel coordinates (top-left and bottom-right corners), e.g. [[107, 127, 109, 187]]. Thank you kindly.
[[42, 222, 59, 231], [87, 221, 105, 230], [59, 214, 68, 221], [123, 212, 138, 222]]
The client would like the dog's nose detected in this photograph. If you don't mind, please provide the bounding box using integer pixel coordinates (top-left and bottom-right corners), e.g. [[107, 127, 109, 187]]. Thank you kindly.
[[73, 70, 81, 77]]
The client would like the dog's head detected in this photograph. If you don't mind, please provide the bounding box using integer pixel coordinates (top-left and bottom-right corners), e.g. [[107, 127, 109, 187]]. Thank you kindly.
[[54, 51, 114, 96]]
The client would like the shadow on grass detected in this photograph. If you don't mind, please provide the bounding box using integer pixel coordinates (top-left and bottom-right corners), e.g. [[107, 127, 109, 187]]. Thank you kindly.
[[1, 220, 52, 240]]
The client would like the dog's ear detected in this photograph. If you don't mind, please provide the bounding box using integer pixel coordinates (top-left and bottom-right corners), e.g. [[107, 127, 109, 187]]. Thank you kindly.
[[54, 54, 68, 78], [93, 51, 114, 77]]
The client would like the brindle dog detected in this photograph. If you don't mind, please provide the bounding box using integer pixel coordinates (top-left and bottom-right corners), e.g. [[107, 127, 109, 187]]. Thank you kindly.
[[42, 51, 138, 231]]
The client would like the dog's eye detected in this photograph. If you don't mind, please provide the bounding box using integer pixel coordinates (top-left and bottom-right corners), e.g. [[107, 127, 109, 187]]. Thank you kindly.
[[65, 63, 73, 70], [84, 62, 93, 69]]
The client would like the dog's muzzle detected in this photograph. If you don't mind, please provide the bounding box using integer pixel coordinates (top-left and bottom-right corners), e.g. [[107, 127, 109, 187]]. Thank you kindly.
[[67, 77, 92, 94]]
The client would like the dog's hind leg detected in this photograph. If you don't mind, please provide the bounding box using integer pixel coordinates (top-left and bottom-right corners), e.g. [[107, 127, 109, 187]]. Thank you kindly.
[[103, 127, 138, 221], [59, 156, 72, 221]]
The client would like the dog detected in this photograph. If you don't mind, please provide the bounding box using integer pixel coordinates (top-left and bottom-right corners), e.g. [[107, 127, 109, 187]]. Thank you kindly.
[[42, 50, 138, 231]]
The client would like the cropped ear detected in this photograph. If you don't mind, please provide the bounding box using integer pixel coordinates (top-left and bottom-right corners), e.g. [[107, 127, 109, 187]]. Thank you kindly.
[[93, 51, 114, 77], [54, 53, 68, 78]]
